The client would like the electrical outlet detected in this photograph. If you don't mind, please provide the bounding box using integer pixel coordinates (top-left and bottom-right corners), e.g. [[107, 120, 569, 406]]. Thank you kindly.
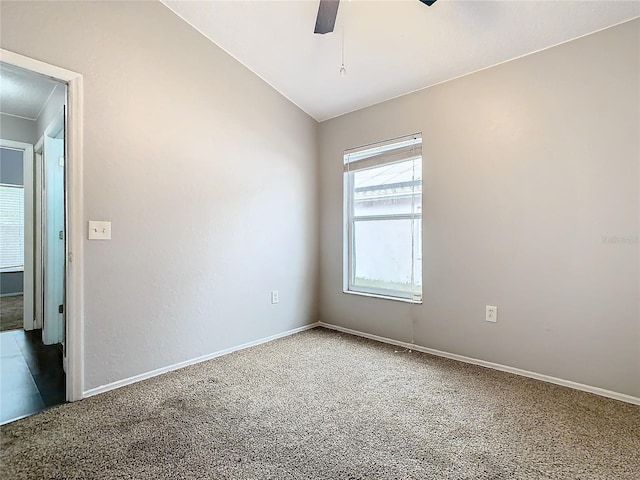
[[271, 291, 279, 304], [486, 305, 497, 323]]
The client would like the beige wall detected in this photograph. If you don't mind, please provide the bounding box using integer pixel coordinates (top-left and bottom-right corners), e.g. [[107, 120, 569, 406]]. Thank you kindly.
[[0, 113, 36, 144], [35, 83, 66, 141], [0, 1, 318, 391], [318, 19, 640, 397]]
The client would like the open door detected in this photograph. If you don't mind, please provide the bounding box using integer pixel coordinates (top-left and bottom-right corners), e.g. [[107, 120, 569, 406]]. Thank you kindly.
[[42, 115, 65, 346]]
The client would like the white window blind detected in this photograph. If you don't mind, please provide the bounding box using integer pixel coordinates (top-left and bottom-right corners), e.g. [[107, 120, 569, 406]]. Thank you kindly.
[[344, 133, 422, 302], [0, 184, 25, 271]]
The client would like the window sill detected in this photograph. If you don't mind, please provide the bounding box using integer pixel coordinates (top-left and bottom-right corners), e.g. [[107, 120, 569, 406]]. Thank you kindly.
[[343, 289, 422, 304], [0, 267, 24, 273]]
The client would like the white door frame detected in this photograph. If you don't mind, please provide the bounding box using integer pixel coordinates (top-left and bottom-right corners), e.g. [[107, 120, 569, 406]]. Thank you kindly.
[[33, 139, 43, 330], [1, 48, 84, 402], [0, 139, 33, 330]]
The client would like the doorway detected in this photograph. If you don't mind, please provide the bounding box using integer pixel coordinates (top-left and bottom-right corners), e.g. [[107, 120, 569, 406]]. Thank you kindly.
[[0, 64, 68, 424], [0, 49, 84, 422], [0, 141, 33, 333]]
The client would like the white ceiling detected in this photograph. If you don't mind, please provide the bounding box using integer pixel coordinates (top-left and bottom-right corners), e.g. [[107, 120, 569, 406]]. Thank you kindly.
[[0, 63, 61, 121], [163, 0, 639, 122]]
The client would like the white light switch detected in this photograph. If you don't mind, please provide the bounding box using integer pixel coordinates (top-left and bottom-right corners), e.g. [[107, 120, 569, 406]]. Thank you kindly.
[[88, 221, 111, 240]]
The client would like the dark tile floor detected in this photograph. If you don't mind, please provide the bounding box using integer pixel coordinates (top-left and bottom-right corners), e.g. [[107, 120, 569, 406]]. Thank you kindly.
[[0, 328, 65, 425]]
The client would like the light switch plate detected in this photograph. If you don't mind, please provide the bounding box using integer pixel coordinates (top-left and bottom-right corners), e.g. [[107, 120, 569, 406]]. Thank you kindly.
[[88, 221, 111, 240]]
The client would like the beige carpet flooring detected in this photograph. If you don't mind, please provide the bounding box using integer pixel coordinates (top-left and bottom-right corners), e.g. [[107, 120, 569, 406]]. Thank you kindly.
[[1, 327, 638, 479], [0, 295, 23, 332]]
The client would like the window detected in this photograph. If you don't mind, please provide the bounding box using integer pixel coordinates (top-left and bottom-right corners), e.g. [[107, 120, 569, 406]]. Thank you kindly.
[[0, 183, 25, 272], [344, 133, 422, 302]]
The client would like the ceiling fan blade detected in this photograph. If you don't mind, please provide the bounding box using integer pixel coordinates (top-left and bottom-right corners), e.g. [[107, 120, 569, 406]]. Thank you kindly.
[[419, 0, 438, 5], [314, 0, 340, 35]]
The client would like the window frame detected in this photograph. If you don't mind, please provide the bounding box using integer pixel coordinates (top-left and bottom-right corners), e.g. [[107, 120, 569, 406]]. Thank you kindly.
[[343, 134, 423, 303]]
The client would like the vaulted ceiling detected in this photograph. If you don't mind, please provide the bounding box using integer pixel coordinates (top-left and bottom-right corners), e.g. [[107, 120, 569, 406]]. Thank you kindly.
[[165, 1, 639, 122]]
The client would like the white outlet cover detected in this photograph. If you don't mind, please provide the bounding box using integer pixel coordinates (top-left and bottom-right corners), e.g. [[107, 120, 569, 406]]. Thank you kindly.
[[486, 305, 498, 323], [88, 221, 111, 240]]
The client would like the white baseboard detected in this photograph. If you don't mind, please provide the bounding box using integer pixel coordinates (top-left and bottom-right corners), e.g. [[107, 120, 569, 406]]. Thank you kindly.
[[318, 322, 640, 406], [0, 292, 23, 298], [83, 322, 320, 398]]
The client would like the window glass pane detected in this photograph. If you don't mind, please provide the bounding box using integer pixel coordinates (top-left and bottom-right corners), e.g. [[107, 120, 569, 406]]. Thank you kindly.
[[352, 218, 421, 293], [353, 159, 421, 217]]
